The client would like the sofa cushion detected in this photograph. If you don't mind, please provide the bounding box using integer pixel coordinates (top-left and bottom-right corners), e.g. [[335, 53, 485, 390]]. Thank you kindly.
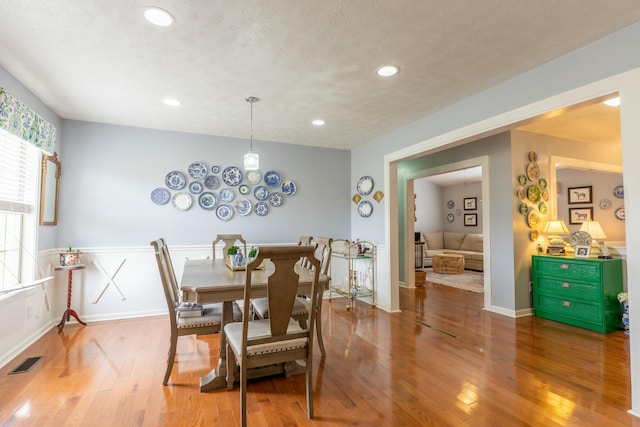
[[443, 232, 466, 250], [460, 233, 483, 252], [423, 232, 444, 250]]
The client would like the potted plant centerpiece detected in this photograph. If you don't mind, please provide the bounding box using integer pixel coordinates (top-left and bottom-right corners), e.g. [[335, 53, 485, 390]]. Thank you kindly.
[[60, 246, 82, 266]]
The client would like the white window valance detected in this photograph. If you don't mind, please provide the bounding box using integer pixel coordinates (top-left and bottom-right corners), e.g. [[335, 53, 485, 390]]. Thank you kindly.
[[0, 87, 56, 154]]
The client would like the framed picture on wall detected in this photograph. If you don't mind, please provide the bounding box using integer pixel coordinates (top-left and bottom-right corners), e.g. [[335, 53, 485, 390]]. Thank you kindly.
[[464, 197, 477, 210], [464, 213, 477, 226], [569, 207, 593, 224], [568, 186, 592, 204]]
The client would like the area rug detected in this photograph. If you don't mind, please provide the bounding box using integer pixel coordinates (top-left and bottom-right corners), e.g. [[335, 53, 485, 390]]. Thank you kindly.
[[424, 268, 484, 293]]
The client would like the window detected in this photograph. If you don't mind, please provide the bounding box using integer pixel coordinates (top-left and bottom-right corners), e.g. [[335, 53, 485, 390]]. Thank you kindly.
[[0, 129, 39, 291]]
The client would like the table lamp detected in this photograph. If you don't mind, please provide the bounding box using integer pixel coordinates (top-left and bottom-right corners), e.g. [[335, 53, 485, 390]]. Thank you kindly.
[[579, 220, 610, 258], [542, 219, 570, 255]]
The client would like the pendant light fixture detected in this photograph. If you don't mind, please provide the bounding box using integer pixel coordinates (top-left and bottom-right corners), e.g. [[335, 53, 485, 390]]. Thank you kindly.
[[244, 96, 259, 171]]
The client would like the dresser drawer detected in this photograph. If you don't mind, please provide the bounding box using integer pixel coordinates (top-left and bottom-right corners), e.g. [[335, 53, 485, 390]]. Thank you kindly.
[[535, 277, 599, 300], [535, 294, 601, 324], [534, 257, 601, 281]]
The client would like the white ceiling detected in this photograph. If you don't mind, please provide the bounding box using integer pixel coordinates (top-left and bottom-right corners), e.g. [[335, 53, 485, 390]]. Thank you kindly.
[[0, 2, 639, 150]]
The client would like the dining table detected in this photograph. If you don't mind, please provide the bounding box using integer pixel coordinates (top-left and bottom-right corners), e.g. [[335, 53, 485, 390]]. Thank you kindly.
[[180, 258, 328, 392]]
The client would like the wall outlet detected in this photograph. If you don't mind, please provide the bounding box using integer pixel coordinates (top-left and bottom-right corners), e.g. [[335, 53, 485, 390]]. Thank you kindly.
[[528, 281, 532, 292], [26, 304, 32, 319]]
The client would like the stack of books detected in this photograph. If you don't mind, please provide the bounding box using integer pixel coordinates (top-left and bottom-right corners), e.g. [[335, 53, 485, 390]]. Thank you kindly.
[[177, 301, 204, 317]]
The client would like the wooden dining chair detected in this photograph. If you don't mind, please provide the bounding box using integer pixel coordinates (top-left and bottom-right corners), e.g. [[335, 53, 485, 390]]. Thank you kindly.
[[212, 234, 247, 260], [297, 235, 313, 267], [224, 245, 321, 426], [251, 237, 333, 357], [151, 238, 240, 385]]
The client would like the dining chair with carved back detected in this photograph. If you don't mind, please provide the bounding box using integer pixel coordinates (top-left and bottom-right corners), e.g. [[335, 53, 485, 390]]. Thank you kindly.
[[151, 238, 240, 385], [212, 234, 247, 261], [251, 237, 333, 357], [224, 245, 321, 426]]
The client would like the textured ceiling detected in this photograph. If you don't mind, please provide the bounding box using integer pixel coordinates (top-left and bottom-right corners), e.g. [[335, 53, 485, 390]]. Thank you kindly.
[[0, 1, 638, 150]]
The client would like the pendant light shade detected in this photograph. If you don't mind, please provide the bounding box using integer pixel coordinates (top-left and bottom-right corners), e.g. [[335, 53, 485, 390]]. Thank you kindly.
[[244, 96, 259, 171]]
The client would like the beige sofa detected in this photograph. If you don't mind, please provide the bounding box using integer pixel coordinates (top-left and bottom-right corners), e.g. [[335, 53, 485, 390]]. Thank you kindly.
[[420, 231, 484, 271]]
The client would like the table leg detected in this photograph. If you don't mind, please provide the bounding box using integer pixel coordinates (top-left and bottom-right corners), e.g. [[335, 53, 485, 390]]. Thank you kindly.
[[199, 300, 234, 392]]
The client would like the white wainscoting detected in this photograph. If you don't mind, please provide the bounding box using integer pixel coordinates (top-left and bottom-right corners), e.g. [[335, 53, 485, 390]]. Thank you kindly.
[[1, 242, 387, 370]]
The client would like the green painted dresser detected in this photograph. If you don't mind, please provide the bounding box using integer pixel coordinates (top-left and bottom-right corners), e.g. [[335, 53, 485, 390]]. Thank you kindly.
[[532, 255, 623, 333]]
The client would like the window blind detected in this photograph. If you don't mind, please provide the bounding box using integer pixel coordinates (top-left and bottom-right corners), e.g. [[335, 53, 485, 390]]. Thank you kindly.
[[0, 129, 39, 213]]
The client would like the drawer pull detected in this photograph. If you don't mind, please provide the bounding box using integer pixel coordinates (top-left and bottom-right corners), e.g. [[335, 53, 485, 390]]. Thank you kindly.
[[562, 301, 571, 307], [561, 282, 570, 288], [561, 264, 569, 270]]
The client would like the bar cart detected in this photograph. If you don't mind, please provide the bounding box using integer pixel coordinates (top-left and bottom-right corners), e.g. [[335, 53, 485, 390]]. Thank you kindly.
[[330, 239, 376, 310]]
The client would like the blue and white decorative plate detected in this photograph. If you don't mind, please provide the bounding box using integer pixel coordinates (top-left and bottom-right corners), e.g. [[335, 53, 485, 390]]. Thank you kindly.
[[235, 199, 252, 216], [281, 180, 296, 196], [188, 162, 208, 179], [254, 185, 269, 201], [165, 171, 187, 190], [219, 188, 235, 203], [211, 165, 220, 173], [357, 176, 374, 195], [447, 200, 454, 209], [615, 206, 626, 221], [204, 175, 220, 190], [216, 204, 234, 221], [151, 188, 170, 205], [357, 200, 373, 217], [222, 166, 243, 186], [189, 181, 203, 194], [613, 185, 624, 198], [264, 170, 281, 187], [268, 192, 284, 207], [198, 192, 217, 210], [246, 170, 261, 185], [239, 184, 250, 195], [599, 198, 612, 210], [254, 201, 269, 216], [172, 192, 192, 211]]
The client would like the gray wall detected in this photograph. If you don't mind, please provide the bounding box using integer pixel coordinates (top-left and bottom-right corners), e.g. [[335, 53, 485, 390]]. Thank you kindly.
[[414, 178, 442, 234], [58, 120, 351, 246]]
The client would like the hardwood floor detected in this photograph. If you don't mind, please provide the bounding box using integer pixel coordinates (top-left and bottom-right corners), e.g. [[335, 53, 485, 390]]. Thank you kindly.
[[1, 282, 638, 426]]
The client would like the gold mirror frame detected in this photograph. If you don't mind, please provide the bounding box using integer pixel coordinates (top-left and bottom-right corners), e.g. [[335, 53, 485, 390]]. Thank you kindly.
[[40, 152, 61, 226]]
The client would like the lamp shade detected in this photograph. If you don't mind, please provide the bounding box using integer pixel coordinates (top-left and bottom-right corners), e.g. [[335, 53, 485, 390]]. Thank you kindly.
[[579, 220, 606, 240], [542, 220, 570, 236]]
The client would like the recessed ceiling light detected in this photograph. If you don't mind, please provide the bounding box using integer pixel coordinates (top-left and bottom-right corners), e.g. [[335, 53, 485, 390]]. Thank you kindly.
[[144, 7, 175, 27], [377, 65, 399, 77], [163, 99, 181, 107], [312, 119, 325, 126], [603, 96, 620, 107]]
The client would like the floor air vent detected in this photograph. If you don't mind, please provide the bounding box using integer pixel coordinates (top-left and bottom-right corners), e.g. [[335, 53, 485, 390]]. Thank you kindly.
[[9, 356, 42, 375]]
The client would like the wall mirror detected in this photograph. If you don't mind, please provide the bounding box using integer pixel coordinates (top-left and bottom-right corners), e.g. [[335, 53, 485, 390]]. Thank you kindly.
[[40, 152, 61, 225]]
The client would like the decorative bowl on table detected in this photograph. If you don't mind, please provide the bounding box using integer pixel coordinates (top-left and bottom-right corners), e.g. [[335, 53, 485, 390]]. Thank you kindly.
[[60, 251, 81, 266]]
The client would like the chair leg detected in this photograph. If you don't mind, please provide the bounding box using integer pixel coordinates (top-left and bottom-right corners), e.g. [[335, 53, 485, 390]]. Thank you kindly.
[[241, 363, 248, 427], [315, 297, 326, 357], [163, 334, 177, 385], [226, 343, 235, 390], [306, 348, 314, 419]]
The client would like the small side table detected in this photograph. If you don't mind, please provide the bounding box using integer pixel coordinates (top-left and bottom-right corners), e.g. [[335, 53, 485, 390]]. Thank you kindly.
[[55, 265, 87, 333]]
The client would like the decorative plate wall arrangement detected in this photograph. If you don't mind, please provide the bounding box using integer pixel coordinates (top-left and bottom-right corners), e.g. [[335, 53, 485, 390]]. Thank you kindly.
[[353, 175, 379, 218], [152, 163, 298, 219], [515, 151, 548, 230]]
